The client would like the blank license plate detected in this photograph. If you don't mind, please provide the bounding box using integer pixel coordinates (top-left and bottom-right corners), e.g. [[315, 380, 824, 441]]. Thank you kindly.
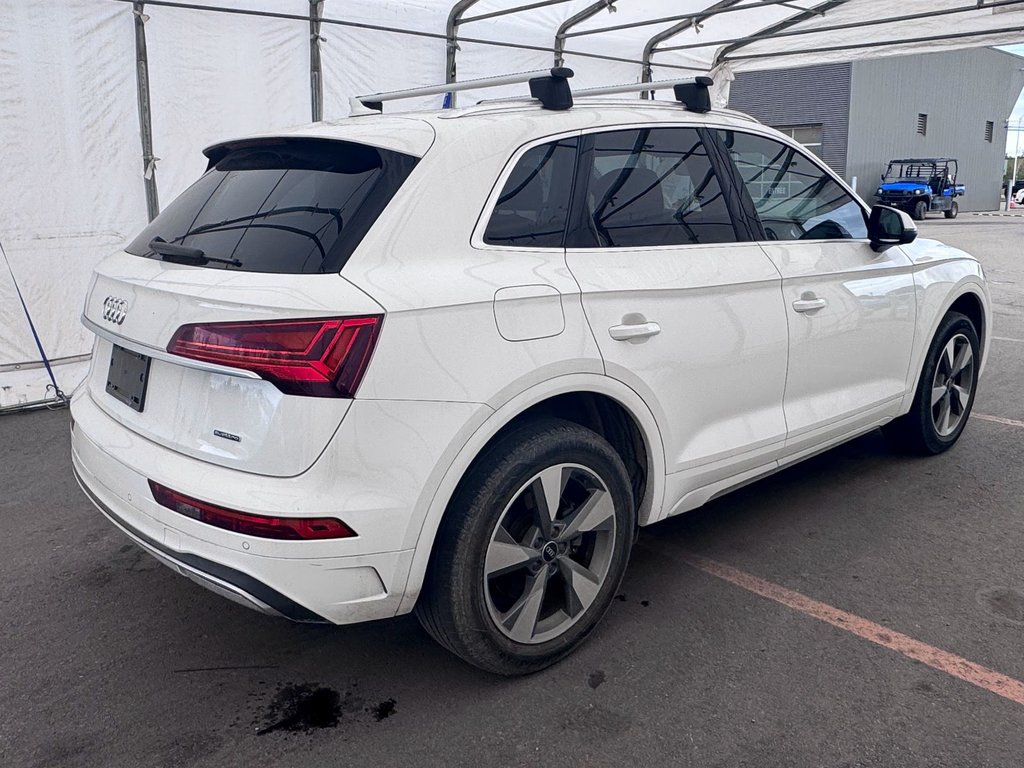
[[106, 344, 151, 412]]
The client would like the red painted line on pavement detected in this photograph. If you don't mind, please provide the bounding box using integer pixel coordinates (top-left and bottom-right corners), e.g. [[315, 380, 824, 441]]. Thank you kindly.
[[680, 552, 1024, 707], [972, 413, 1024, 429]]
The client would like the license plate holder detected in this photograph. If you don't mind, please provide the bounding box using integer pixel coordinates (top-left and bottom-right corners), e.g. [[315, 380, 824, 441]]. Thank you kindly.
[[106, 344, 151, 413]]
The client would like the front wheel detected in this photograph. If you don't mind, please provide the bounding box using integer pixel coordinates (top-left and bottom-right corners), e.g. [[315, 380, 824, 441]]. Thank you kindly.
[[884, 311, 979, 454], [944, 201, 959, 219], [913, 199, 928, 220], [416, 419, 635, 675]]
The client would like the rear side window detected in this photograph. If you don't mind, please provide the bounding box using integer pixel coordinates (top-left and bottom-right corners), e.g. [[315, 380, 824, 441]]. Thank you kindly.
[[719, 130, 867, 241], [126, 139, 418, 273], [570, 127, 737, 248], [484, 138, 577, 248]]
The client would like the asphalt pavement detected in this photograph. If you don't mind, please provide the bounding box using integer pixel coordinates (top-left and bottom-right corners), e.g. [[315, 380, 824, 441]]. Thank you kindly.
[[2, 215, 1023, 768]]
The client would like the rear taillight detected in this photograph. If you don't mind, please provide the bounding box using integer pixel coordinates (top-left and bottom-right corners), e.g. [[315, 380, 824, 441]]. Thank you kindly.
[[149, 481, 356, 540], [166, 315, 381, 398]]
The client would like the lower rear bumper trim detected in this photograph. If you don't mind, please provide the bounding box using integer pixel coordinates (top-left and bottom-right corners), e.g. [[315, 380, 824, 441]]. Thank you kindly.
[[73, 464, 328, 623]]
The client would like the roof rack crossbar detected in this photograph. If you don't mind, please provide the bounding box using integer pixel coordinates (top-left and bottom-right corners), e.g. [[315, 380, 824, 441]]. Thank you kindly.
[[350, 68, 574, 115], [574, 76, 714, 113]]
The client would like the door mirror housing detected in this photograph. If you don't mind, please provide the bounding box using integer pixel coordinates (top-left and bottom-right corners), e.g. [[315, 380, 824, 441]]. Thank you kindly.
[[868, 205, 917, 252]]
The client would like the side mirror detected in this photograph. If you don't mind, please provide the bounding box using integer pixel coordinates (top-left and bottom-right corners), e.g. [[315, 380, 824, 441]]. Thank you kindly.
[[868, 205, 917, 253]]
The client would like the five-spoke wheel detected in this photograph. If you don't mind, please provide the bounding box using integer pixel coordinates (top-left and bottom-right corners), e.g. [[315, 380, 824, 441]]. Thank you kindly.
[[417, 419, 634, 675], [930, 333, 975, 438], [484, 464, 617, 645], [884, 310, 980, 454]]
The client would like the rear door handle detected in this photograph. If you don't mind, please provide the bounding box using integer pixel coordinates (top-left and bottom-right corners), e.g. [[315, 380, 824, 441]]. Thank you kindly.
[[792, 295, 827, 313], [609, 321, 661, 342]]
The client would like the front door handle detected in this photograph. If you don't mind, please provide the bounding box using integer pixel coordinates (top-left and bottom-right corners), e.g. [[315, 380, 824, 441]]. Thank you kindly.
[[792, 294, 828, 313], [609, 321, 661, 342]]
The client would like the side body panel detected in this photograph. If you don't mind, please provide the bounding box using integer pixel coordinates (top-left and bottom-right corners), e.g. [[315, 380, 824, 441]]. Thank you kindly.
[[762, 240, 918, 456]]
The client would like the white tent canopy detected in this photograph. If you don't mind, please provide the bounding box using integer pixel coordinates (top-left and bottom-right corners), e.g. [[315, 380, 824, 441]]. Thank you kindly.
[[1, 0, 1021, 410]]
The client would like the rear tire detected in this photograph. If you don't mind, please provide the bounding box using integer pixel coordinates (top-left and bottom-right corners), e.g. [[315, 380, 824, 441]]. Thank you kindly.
[[883, 312, 979, 455], [912, 199, 928, 220], [944, 201, 959, 219], [416, 418, 635, 675]]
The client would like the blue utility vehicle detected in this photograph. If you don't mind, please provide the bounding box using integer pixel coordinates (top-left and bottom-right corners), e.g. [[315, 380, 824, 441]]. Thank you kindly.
[[876, 158, 964, 220]]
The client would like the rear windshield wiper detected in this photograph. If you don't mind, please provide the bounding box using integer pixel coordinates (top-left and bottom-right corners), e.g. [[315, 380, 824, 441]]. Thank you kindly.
[[148, 237, 242, 267]]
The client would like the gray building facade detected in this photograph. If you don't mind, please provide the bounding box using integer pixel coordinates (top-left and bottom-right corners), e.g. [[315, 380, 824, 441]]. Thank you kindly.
[[729, 48, 1024, 212]]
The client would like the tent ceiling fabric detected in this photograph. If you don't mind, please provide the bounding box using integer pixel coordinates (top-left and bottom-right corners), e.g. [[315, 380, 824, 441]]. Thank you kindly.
[[0, 0, 1021, 409]]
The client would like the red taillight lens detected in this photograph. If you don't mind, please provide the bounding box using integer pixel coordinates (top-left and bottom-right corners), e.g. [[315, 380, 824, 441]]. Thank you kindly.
[[149, 481, 356, 540], [166, 315, 382, 398]]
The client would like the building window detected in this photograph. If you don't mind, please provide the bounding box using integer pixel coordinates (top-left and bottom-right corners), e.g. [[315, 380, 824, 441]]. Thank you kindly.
[[774, 124, 823, 158], [917, 113, 928, 136], [985, 121, 994, 143]]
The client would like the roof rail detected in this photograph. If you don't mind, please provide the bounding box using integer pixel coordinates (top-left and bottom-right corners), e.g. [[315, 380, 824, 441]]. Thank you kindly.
[[574, 76, 714, 113], [350, 68, 574, 115]]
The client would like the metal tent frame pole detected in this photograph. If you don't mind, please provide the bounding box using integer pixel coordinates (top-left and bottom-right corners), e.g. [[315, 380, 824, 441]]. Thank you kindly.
[[446, 0, 480, 107], [724, 24, 1024, 62], [641, 0, 744, 96], [554, 0, 617, 68], [309, 0, 325, 121], [132, 2, 159, 221], [459, 0, 577, 25], [562, 0, 817, 40], [688, 0, 1024, 60]]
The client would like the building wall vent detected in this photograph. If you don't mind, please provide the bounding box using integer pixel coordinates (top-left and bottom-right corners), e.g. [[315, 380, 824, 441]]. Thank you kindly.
[[985, 121, 994, 143], [917, 113, 928, 136]]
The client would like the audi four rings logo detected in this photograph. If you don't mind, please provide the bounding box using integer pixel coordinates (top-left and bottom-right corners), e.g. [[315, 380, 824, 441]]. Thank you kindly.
[[102, 296, 128, 325]]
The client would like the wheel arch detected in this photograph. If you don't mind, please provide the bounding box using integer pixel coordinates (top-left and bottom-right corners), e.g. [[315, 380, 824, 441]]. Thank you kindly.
[[903, 278, 989, 410], [395, 374, 666, 615]]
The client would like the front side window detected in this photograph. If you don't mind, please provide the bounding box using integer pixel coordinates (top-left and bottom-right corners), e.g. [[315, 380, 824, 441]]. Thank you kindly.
[[572, 128, 736, 249], [126, 138, 418, 274], [720, 130, 867, 241], [483, 138, 577, 247]]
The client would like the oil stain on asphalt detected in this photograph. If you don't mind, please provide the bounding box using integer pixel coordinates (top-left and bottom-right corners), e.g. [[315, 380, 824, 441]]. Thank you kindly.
[[254, 683, 397, 735], [978, 587, 1024, 625]]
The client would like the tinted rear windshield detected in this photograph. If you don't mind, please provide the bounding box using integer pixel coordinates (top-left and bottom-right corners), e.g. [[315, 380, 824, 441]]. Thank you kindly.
[[126, 138, 418, 274]]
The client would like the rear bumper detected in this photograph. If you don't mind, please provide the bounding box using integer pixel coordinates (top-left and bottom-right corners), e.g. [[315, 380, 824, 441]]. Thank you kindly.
[[69, 387, 485, 625], [73, 462, 326, 622]]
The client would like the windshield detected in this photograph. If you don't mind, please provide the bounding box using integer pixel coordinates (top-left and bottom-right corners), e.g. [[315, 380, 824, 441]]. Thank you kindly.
[[126, 138, 418, 274]]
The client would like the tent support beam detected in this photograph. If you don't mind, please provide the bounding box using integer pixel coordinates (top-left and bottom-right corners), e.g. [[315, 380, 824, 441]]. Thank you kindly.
[[691, 0, 1024, 60], [554, 0, 617, 68], [309, 0, 324, 121], [132, 2, 159, 221], [446, 0, 480, 107], [460, 0, 577, 25], [711, 0, 847, 65], [725, 23, 1024, 62], [641, 0, 743, 95], [564, 0, 817, 39]]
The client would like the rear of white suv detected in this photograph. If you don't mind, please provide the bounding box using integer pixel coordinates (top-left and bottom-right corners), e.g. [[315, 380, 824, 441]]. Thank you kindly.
[[73, 90, 989, 675], [72, 120, 460, 624]]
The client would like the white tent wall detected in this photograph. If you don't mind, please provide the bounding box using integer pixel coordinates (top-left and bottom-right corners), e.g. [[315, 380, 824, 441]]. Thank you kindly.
[[0, 0, 145, 409], [0, 0, 1021, 411], [145, 0, 312, 204], [322, 2, 448, 117]]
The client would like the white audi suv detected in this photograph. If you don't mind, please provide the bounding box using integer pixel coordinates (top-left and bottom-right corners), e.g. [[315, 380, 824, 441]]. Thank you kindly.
[[71, 73, 990, 674]]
